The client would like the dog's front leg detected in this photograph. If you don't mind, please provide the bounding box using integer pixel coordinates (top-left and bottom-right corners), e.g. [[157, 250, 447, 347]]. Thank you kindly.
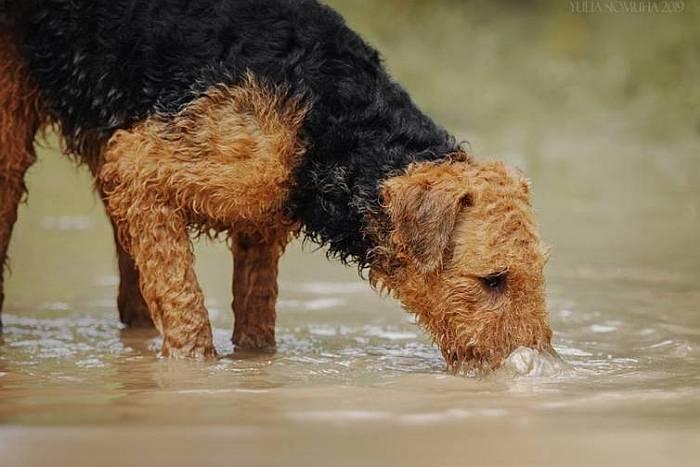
[[231, 230, 289, 351], [99, 139, 216, 359], [96, 75, 306, 358]]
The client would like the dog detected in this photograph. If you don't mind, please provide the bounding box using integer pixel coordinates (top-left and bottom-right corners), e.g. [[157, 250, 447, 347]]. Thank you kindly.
[[0, 0, 553, 372]]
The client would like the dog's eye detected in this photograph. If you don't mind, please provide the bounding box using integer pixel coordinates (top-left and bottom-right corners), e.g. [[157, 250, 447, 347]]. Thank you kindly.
[[479, 271, 508, 293]]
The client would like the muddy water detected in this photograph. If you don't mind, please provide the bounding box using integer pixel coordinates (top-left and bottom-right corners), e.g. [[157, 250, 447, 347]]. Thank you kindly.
[[1, 2, 699, 466]]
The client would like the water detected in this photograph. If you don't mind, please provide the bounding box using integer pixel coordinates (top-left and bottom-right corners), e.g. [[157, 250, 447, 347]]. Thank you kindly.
[[1, 2, 699, 466]]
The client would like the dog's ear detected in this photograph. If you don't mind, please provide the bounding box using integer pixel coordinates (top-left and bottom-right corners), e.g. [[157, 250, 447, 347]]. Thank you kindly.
[[381, 164, 472, 274]]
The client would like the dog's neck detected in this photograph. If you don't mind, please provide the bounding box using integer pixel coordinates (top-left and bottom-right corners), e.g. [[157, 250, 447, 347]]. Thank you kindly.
[[288, 88, 461, 270]]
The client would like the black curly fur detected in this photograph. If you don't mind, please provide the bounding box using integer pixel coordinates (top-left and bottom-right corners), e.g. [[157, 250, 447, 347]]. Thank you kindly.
[[7, 0, 460, 268]]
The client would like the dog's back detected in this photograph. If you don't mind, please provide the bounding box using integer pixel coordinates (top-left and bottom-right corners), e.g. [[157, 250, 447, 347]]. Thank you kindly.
[[0, 0, 37, 23], [8, 0, 373, 153], [0, 0, 15, 25], [3, 0, 455, 263]]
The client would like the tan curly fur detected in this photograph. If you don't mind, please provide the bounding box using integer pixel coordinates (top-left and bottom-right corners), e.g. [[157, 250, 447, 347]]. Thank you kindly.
[[99, 75, 307, 358], [232, 230, 291, 351], [88, 178, 154, 328], [369, 158, 553, 373], [0, 27, 46, 318]]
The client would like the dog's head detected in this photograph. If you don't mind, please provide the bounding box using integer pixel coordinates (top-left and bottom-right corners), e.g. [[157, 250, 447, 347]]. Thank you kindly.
[[373, 157, 553, 373]]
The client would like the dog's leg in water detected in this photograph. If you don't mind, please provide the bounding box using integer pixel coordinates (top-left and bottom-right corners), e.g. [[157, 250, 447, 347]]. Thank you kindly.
[[93, 181, 153, 328], [99, 154, 216, 359], [108, 216, 154, 328], [0, 140, 35, 329], [99, 76, 306, 358], [232, 231, 289, 351], [0, 27, 43, 328]]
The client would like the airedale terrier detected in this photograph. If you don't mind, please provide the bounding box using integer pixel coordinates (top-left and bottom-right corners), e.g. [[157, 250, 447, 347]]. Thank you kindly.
[[0, 0, 553, 371]]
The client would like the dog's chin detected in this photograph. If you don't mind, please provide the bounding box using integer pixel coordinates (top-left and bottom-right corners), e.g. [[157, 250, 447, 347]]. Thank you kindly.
[[442, 345, 504, 376]]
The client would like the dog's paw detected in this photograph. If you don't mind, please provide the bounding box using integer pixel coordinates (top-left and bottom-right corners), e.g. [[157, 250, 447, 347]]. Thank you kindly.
[[160, 336, 218, 360]]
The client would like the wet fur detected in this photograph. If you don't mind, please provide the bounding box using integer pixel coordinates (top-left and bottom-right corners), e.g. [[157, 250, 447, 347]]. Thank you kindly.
[[8, 0, 458, 265], [0, 0, 553, 368], [0, 26, 45, 325], [99, 77, 305, 357], [373, 160, 552, 371]]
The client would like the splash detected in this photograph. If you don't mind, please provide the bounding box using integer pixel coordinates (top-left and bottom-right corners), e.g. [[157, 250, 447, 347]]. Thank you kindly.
[[501, 346, 569, 377]]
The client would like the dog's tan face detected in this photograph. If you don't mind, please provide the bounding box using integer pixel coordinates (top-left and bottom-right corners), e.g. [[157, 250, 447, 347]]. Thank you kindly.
[[376, 158, 553, 372]]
